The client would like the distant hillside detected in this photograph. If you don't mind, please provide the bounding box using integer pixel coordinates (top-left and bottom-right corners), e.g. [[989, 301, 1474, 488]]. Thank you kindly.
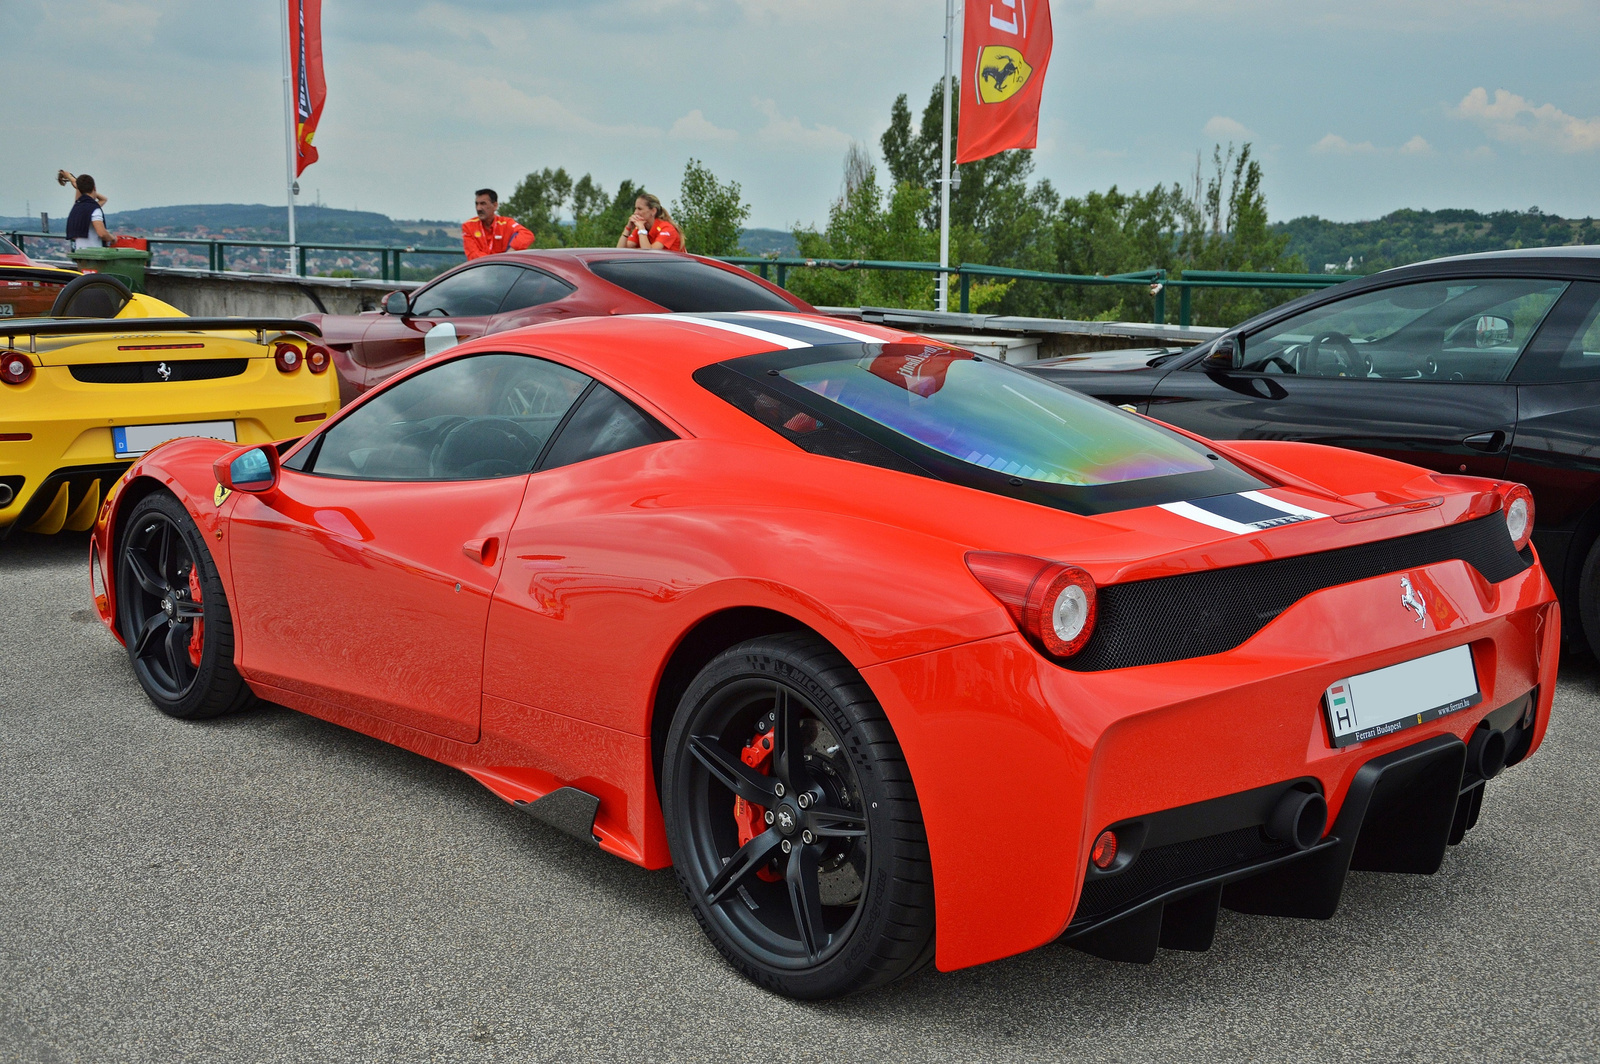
[[1276, 208, 1600, 274], [739, 227, 798, 256]]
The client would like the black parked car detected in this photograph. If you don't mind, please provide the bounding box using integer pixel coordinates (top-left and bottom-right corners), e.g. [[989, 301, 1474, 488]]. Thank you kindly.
[[1026, 247, 1600, 657]]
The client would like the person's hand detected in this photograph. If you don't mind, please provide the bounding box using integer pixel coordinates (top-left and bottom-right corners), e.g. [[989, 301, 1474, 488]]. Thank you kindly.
[[57, 169, 72, 186]]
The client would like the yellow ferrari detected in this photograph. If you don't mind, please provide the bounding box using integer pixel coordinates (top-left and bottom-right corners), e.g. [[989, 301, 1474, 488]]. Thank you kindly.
[[1, 270, 337, 536]]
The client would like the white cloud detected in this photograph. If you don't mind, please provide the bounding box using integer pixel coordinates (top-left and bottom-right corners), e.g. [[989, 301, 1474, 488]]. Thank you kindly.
[[1310, 133, 1377, 155], [1398, 135, 1435, 156], [751, 97, 852, 153], [1454, 87, 1600, 153], [1203, 115, 1252, 140], [669, 109, 738, 142]]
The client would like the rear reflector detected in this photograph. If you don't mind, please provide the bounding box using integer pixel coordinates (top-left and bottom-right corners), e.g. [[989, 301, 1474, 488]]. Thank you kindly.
[[117, 343, 204, 351], [294, 412, 327, 423], [1091, 830, 1118, 869]]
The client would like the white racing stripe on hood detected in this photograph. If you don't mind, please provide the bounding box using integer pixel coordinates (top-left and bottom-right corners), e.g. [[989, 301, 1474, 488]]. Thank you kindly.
[[667, 315, 813, 350]]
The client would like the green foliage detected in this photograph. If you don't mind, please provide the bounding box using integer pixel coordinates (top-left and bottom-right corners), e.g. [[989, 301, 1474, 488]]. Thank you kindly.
[[672, 158, 751, 256], [788, 162, 937, 311], [1276, 207, 1600, 275], [503, 167, 639, 247]]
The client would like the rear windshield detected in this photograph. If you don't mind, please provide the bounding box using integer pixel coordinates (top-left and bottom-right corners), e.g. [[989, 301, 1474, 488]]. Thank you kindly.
[[588, 258, 796, 312], [0, 236, 22, 256], [697, 342, 1266, 514]]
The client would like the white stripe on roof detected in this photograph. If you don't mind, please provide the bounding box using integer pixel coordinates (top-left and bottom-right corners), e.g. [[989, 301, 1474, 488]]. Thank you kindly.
[[745, 313, 889, 345], [667, 315, 813, 349]]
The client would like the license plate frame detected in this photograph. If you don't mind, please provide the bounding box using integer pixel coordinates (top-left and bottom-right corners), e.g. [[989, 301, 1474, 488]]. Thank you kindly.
[[1323, 644, 1481, 749], [112, 420, 236, 459]]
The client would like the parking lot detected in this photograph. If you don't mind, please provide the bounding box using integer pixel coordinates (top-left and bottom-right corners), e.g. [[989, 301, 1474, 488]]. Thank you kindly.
[[3, 528, 1598, 1064]]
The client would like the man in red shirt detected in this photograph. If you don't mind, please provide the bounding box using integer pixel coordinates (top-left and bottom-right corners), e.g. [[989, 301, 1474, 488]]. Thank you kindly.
[[617, 192, 684, 252], [462, 188, 535, 259]]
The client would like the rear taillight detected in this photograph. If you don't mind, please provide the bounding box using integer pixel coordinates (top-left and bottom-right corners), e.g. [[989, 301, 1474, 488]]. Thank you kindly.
[[966, 551, 1098, 659], [305, 344, 331, 374], [273, 342, 302, 373], [1, 351, 34, 385], [1503, 484, 1534, 551]]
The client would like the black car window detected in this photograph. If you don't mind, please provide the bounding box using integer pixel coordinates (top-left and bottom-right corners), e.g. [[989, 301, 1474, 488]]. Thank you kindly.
[[588, 258, 796, 312], [1236, 278, 1567, 383], [304, 353, 590, 481], [0, 236, 21, 256], [1511, 281, 1600, 384], [499, 268, 574, 313], [409, 264, 523, 318], [540, 384, 674, 471]]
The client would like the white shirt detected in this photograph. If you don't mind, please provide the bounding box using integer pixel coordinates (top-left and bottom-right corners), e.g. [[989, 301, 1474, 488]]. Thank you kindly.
[[73, 207, 105, 250]]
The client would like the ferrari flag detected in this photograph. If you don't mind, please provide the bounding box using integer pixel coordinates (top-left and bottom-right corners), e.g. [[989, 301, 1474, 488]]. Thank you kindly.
[[956, 0, 1053, 163], [288, 0, 326, 175]]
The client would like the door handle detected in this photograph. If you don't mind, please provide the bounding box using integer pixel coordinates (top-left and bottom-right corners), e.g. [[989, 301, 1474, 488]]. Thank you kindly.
[[462, 537, 500, 566], [1462, 431, 1506, 453]]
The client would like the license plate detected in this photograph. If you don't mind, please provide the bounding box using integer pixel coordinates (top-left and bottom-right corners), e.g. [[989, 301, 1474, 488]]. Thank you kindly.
[[1323, 645, 1480, 749], [0, 304, 13, 317], [112, 420, 236, 458]]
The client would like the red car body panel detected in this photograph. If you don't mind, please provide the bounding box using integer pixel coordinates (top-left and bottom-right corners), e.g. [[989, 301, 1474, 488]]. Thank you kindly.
[[92, 312, 1560, 973], [301, 249, 814, 405]]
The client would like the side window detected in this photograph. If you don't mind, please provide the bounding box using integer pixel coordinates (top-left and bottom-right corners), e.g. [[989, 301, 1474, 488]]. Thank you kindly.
[[499, 268, 574, 313], [1237, 278, 1567, 382], [587, 258, 797, 311], [1511, 281, 1600, 384], [539, 385, 674, 471], [305, 353, 589, 481], [409, 264, 523, 318]]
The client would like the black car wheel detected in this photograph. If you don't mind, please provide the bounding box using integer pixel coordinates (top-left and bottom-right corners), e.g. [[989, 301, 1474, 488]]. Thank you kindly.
[[662, 633, 935, 998], [116, 491, 254, 719], [1578, 535, 1600, 662]]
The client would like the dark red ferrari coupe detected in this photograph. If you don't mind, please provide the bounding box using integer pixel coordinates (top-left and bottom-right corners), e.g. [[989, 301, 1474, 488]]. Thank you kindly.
[[300, 249, 814, 404], [92, 311, 1557, 999]]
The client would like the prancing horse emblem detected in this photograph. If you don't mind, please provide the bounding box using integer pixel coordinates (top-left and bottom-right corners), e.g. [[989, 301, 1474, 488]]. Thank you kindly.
[[156, 362, 173, 381], [1400, 576, 1426, 626]]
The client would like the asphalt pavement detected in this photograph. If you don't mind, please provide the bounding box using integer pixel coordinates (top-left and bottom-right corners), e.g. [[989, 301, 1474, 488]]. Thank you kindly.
[[3, 529, 1598, 1064]]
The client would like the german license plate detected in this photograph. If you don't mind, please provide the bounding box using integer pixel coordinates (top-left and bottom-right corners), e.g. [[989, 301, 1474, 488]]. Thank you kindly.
[[112, 420, 236, 458], [1323, 645, 1480, 749]]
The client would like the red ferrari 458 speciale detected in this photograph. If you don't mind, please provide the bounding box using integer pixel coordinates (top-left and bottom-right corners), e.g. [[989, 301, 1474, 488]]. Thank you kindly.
[[91, 310, 1557, 999]]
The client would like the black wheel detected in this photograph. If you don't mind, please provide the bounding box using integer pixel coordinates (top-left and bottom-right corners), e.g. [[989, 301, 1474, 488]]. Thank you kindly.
[[116, 491, 254, 719], [662, 632, 935, 998], [1577, 534, 1600, 662]]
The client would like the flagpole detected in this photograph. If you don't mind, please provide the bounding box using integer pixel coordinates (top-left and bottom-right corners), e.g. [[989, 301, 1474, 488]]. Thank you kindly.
[[938, 0, 955, 313], [278, 0, 298, 258]]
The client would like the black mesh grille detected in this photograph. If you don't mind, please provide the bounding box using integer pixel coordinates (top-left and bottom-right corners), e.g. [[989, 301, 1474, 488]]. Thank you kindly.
[[69, 359, 248, 384], [1068, 514, 1531, 672], [1074, 825, 1290, 923]]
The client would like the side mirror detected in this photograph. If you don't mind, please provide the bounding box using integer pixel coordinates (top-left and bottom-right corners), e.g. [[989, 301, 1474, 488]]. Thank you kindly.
[[383, 290, 410, 316], [1474, 315, 1513, 348], [1202, 336, 1239, 370], [213, 444, 280, 494]]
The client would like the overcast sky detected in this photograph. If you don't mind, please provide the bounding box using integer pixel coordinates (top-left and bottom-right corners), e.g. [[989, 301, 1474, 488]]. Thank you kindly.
[[4, 0, 1599, 230]]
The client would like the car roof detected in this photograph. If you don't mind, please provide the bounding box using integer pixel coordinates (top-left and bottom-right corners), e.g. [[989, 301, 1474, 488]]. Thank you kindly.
[[1406, 245, 1600, 267]]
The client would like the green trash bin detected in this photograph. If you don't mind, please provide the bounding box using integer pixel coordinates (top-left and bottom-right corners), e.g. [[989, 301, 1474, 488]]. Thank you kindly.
[[68, 246, 151, 294]]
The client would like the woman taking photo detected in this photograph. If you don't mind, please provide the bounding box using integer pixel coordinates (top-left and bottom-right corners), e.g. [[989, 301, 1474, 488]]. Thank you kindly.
[[617, 193, 684, 252]]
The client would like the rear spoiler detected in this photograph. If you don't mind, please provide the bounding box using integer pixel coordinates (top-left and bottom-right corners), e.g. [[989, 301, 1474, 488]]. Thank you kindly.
[[1, 316, 322, 350]]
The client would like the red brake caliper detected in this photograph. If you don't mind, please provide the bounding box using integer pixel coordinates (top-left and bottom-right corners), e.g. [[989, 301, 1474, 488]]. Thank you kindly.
[[186, 567, 205, 667], [734, 730, 782, 882]]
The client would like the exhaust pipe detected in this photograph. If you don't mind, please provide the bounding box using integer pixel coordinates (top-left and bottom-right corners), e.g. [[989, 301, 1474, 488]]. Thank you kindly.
[[1266, 787, 1328, 851], [0, 482, 13, 507], [1467, 726, 1507, 782]]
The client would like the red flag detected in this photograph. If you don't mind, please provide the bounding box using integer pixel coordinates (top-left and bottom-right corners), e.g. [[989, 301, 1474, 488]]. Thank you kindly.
[[288, 0, 326, 175], [956, 0, 1053, 163]]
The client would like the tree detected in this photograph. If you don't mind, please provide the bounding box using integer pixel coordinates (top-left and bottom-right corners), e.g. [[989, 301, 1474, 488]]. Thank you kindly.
[[672, 158, 750, 256]]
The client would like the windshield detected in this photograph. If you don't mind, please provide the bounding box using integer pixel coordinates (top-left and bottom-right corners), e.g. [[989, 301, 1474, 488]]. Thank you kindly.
[[779, 344, 1212, 486], [589, 258, 796, 312]]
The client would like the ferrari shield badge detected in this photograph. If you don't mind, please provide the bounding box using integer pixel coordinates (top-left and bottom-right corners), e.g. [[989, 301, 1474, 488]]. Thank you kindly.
[[976, 45, 1033, 104], [214, 484, 232, 507]]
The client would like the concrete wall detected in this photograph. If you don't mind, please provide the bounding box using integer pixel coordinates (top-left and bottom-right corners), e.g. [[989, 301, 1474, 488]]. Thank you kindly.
[[144, 267, 421, 319]]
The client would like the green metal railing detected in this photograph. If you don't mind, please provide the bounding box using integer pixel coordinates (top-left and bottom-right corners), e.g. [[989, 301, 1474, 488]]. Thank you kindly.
[[8, 230, 1360, 327]]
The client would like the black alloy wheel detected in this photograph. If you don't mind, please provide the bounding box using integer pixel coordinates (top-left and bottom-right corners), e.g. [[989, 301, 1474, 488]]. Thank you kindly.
[[116, 491, 254, 719], [663, 633, 935, 999]]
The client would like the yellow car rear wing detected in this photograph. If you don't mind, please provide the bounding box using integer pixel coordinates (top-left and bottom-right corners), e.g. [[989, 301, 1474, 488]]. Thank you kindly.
[[1, 317, 323, 352]]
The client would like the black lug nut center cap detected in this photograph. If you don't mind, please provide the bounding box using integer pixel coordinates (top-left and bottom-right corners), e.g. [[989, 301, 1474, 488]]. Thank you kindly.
[[775, 803, 800, 837]]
